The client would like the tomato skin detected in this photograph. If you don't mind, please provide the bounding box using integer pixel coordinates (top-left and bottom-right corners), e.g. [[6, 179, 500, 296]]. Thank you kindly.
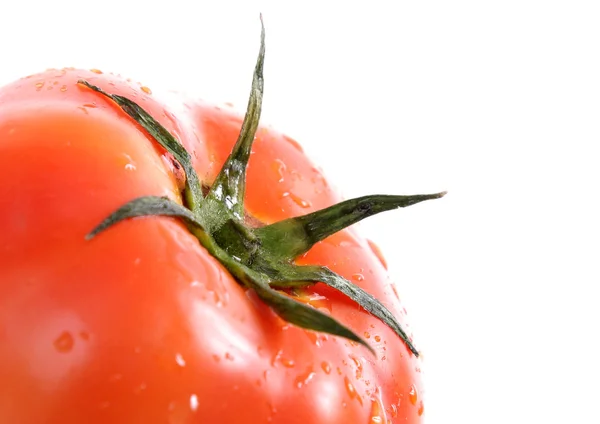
[[0, 69, 424, 423]]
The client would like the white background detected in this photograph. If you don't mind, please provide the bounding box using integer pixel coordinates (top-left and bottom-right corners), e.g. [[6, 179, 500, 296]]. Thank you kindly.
[[1, 1, 599, 423]]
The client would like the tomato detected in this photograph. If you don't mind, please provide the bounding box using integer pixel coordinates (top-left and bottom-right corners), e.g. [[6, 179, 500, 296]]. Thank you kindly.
[[0, 33, 443, 423]]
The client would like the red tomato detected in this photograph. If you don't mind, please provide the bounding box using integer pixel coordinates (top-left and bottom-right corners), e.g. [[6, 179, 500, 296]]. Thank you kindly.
[[0, 67, 427, 423]]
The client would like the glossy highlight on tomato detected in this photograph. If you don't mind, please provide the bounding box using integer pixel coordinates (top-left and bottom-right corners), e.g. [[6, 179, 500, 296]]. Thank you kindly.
[[0, 26, 444, 424]]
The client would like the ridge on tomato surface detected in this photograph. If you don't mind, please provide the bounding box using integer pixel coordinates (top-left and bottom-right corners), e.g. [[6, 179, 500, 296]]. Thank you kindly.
[[0, 17, 445, 424]]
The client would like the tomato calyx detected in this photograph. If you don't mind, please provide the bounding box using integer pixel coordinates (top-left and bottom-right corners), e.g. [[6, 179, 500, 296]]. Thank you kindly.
[[80, 20, 445, 356]]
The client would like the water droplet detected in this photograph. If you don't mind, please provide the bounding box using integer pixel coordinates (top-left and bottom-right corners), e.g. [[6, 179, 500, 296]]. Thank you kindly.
[[321, 361, 331, 374], [266, 402, 278, 422], [271, 159, 287, 183], [391, 284, 401, 301], [344, 376, 357, 399], [352, 273, 365, 282], [35, 82, 45, 91], [175, 353, 186, 367], [90, 69, 103, 74], [409, 384, 418, 405], [290, 169, 304, 181], [141, 86, 152, 95], [271, 349, 295, 368], [283, 135, 304, 153], [369, 391, 388, 423], [281, 191, 312, 208], [60, 85, 67, 92], [53, 331, 74, 353], [350, 355, 363, 379], [374, 335, 381, 343], [303, 330, 321, 347], [82, 103, 97, 108], [364, 332, 371, 339], [418, 400, 425, 416], [294, 366, 316, 388], [190, 394, 199, 412], [390, 403, 398, 417], [304, 292, 332, 313], [367, 239, 388, 270], [282, 358, 295, 368], [225, 352, 234, 361], [120, 153, 136, 171]]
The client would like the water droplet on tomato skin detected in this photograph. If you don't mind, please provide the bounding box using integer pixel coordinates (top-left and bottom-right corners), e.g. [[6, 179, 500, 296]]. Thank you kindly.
[[175, 353, 186, 367], [349, 355, 363, 379], [281, 357, 295, 368], [140, 85, 152, 95], [369, 395, 388, 423], [35, 82, 45, 91], [294, 367, 316, 388], [352, 273, 365, 282], [53, 331, 74, 353], [283, 134, 304, 153], [90, 68, 103, 74], [190, 394, 199, 412], [281, 191, 312, 208], [271, 159, 287, 183], [321, 361, 331, 374], [344, 376, 357, 399], [418, 400, 425, 416], [304, 292, 332, 313], [367, 239, 388, 270], [409, 384, 418, 405], [271, 349, 295, 368]]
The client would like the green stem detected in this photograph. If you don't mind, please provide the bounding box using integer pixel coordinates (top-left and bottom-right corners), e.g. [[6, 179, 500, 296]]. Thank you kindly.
[[82, 18, 446, 357]]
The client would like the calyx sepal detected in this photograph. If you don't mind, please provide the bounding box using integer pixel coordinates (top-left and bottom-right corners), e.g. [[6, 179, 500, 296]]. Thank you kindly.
[[81, 18, 445, 356]]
